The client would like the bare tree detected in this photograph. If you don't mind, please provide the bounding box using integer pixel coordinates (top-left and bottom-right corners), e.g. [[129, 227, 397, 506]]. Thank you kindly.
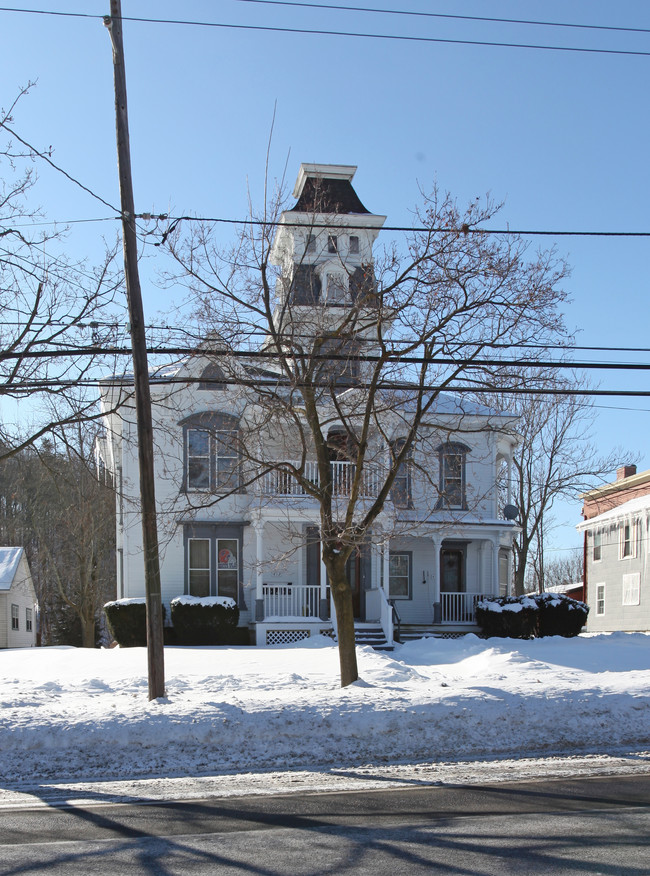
[[163, 174, 570, 686], [536, 548, 583, 594], [0, 426, 116, 646], [0, 89, 123, 460], [483, 370, 627, 595]]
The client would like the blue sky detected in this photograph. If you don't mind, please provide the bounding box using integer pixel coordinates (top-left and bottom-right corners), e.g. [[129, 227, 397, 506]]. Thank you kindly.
[[1, 0, 649, 555]]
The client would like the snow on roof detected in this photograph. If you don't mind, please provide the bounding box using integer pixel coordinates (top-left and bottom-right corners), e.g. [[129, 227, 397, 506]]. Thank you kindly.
[[0, 548, 24, 590], [577, 492, 650, 531]]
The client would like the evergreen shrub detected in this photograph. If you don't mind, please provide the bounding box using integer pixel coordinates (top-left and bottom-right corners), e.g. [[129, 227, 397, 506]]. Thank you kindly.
[[170, 596, 240, 645], [476, 593, 588, 639], [103, 598, 166, 647], [475, 596, 538, 639]]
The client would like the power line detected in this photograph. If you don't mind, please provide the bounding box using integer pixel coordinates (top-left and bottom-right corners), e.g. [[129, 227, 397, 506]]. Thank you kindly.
[[0, 122, 120, 215], [235, 0, 650, 38], [7, 373, 650, 398], [6, 211, 650, 238], [4, 343, 650, 373], [1, 6, 649, 58]]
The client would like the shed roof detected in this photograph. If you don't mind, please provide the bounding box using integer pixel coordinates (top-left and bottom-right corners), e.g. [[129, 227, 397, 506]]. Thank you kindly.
[[0, 547, 24, 590]]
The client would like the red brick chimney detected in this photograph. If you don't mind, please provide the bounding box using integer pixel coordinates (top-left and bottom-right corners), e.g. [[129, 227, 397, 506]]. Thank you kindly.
[[617, 464, 637, 481]]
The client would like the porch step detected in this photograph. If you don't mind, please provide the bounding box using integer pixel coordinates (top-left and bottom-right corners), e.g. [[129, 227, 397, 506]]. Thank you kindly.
[[398, 624, 441, 643], [398, 623, 480, 642], [350, 624, 394, 652]]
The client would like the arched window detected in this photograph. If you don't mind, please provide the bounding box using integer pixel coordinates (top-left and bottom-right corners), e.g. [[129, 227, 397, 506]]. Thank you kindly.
[[180, 412, 240, 493], [437, 442, 469, 509]]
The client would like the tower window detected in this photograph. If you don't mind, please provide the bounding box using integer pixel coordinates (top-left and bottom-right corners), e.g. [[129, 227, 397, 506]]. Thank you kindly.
[[349, 235, 359, 254], [305, 234, 316, 253], [326, 274, 348, 305], [327, 235, 338, 253]]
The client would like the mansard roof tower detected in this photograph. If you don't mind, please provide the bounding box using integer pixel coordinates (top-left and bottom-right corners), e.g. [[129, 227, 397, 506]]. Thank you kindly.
[[269, 164, 386, 334]]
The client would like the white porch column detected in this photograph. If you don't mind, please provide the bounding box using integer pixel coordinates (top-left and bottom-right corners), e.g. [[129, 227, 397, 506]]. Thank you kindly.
[[507, 452, 513, 507], [493, 535, 500, 597], [432, 536, 442, 623], [254, 517, 265, 621], [383, 535, 390, 596]]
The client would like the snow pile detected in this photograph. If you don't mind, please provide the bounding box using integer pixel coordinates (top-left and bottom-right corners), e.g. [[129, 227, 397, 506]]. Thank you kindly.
[[171, 595, 237, 608], [0, 633, 648, 787]]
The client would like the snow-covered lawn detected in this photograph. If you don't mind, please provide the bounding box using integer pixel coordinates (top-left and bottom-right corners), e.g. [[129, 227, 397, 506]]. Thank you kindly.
[[1, 632, 648, 803]]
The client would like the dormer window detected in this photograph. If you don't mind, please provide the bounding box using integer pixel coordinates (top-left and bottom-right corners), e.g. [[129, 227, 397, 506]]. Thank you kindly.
[[349, 235, 359, 254], [327, 235, 338, 253], [198, 363, 226, 391]]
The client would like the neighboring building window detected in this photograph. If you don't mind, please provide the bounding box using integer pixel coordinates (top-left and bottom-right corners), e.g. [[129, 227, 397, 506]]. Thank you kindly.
[[327, 234, 338, 253], [325, 273, 349, 305], [25, 608, 33, 632], [182, 412, 240, 493], [596, 583, 605, 615], [390, 439, 412, 508], [11, 604, 19, 631], [198, 363, 226, 391], [349, 235, 359, 254], [592, 530, 602, 562], [619, 521, 637, 559], [437, 442, 468, 509], [622, 572, 641, 606], [184, 524, 243, 604], [389, 552, 411, 599], [305, 234, 316, 253]]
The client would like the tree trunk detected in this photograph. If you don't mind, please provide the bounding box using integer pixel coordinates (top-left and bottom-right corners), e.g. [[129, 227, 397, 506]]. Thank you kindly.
[[328, 565, 358, 687], [80, 613, 96, 648]]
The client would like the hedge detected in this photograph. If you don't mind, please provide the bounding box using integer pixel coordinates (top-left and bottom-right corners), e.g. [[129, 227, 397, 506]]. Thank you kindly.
[[103, 598, 167, 647], [476, 592, 588, 639], [170, 595, 240, 645]]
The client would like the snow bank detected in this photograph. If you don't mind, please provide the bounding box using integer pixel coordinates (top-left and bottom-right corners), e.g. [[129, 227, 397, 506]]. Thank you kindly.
[[0, 633, 647, 786]]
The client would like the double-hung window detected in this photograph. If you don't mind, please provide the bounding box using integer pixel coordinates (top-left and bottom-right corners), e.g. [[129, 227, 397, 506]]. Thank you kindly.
[[11, 604, 19, 631], [389, 552, 412, 599], [596, 584, 605, 616], [26, 608, 33, 633], [182, 413, 240, 493], [592, 530, 602, 562], [622, 573, 641, 606], [437, 442, 468, 509], [619, 521, 637, 559]]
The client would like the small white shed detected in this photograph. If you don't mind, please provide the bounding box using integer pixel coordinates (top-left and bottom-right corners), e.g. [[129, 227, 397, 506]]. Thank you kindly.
[[0, 547, 37, 648]]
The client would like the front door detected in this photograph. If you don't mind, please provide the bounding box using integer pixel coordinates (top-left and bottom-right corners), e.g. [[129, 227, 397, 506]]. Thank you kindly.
[[440, 548, 464, 593]]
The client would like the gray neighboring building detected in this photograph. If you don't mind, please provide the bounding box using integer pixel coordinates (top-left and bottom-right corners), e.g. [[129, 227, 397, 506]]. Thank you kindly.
[[577, 466, 650, 633]]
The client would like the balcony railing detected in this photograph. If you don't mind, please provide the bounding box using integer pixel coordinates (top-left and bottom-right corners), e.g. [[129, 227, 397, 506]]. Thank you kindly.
[[260, 461, 381, 498], [262, 583, 323, 618], [441, 591, 483, 624]]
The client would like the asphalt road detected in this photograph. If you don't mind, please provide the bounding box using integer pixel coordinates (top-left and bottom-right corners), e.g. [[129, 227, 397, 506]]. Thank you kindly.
[[1, 773, 649, 874]]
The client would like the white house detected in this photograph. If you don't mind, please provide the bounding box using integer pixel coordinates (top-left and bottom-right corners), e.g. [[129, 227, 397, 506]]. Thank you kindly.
[[98, 164, 519, 646], [0, 547, 37, 649], [577, 465, 650, 632]]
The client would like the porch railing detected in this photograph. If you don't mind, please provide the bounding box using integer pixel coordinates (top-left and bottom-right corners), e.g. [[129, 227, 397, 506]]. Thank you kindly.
[[441, 591, 483, 624], [260, 461, 381, 498], [262, 583, 322, 618]]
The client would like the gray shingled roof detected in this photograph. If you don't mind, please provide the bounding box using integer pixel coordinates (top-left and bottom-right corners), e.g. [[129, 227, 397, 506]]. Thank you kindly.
[[290, 177, 370, 214], [0, 547, 24, 590]]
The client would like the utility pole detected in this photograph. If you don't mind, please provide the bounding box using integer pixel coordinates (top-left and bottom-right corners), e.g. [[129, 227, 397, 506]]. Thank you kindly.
[[104, 0, 165, 699]]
